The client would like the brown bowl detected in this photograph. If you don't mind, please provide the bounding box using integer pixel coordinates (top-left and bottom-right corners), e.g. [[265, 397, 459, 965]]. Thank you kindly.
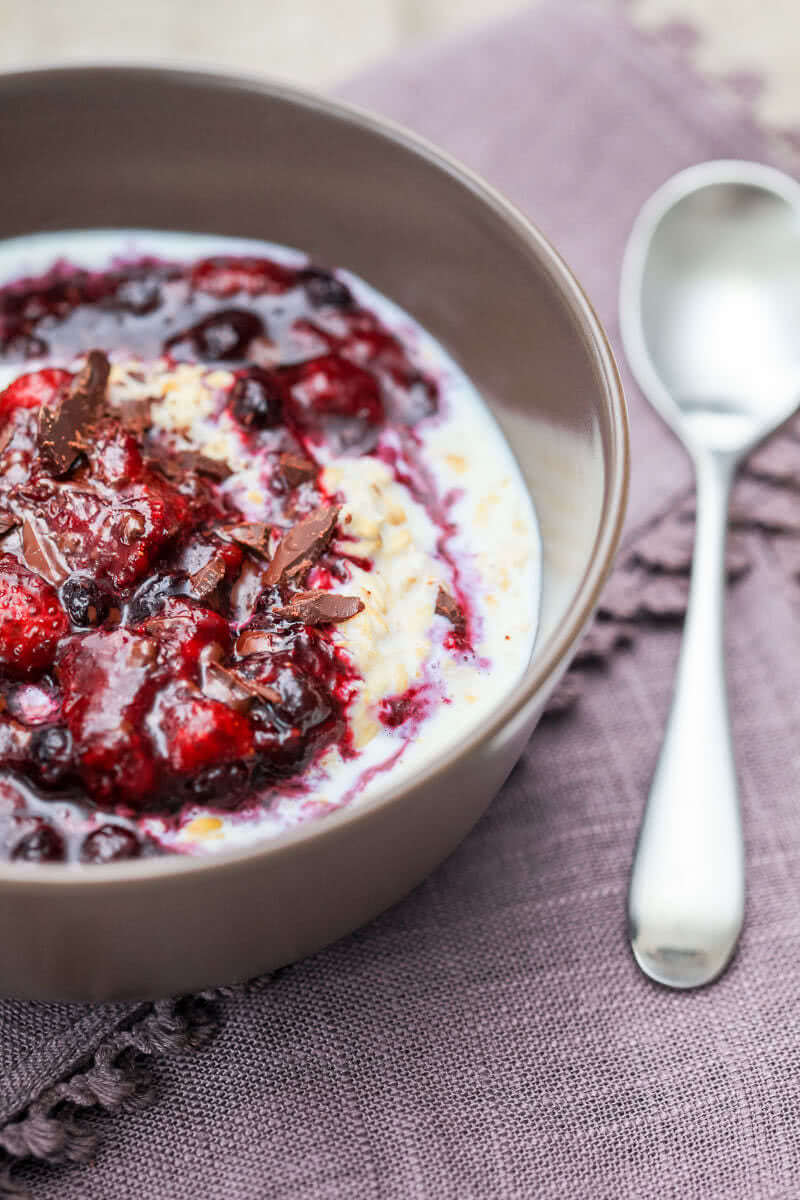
[[0, 66, 628, 1001]]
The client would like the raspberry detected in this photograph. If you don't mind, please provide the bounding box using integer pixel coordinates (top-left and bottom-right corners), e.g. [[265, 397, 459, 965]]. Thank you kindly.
[[284, 354, 384, 453], [0, 368, 71, 419], [0, 554, 69, 675], [287, 355, 382, 423], [79, 731, 157, 808], [161, 690, 254, 774], [190, 256, 297, 298], [58, 628, 160, 806], [89, 424, 144, 486]]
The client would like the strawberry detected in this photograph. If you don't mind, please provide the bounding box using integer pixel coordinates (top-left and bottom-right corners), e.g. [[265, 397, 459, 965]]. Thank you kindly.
[[0, 368, 71, 419], [0, 554, 69, 675], [57, 628, 160, 806], [160, 689, 254, 774]]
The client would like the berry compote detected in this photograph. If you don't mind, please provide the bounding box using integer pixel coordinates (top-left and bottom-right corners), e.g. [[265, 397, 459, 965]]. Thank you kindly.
[[0, 248, 466, 864]]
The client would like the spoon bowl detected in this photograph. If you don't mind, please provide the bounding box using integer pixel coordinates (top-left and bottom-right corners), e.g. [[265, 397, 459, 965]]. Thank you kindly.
[[620, 160, 800, 988], [622, 161, 800, 459]]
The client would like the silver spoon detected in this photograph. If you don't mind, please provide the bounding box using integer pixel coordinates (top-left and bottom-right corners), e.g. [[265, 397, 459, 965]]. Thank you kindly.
[[619, 160, 800, 989]]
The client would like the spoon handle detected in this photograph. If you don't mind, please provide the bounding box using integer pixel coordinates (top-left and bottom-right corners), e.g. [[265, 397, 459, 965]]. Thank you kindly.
[[628, 449, 745, 988]]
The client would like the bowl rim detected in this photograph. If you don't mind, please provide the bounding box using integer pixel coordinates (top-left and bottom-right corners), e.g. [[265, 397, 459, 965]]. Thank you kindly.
[[0, 62, 629, 889]]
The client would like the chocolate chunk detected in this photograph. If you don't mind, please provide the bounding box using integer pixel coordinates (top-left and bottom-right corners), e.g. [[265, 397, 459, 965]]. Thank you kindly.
[[20, 517, 69, 585], [435, 587, 466, 631], [203, 659, 280, 710], [265, 505, 340, 586], [190, 555, 227, 599], [116, 395, 152, 434], [151, 449, 233, 482], [278, 452, 317, 488], [219, 522, 270, 558], [234, 629, 275, 657], [0, 511, 19, 538], [273, 590, 364, 624], [37, 349, 110, 476], [178, 451, 232, 481]]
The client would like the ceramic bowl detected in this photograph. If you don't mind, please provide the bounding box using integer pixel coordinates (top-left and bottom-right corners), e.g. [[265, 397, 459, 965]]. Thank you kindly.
[[0, 66, 628, 1001]]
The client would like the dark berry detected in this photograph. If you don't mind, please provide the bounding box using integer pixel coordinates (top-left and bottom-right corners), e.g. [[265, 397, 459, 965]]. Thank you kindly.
[[80, 823, 141, 864], [12, 821, 65, 863], [187, 761, 251, 806], [0, 554, 70, 675], [166, 309, 264, 362], [267, 664, 332, 734], [301, 267, 353, 309], [113, 275, 162, 315], [126, 571, 187, 623], [31, 724, 74, 787], [230, 368, 284, 430], [61, 575, 112, 628]]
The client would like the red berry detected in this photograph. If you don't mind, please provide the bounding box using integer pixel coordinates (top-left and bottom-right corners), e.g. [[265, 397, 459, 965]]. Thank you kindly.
[[190, 255, 297, 298], [29, 470, 194, 589], [141, 597, 231, 672], [284, 354, 384, 453], [0, 554, 69, 675], [89, 424, 144, 486], [161, 690, 254, 774], [58, 628, 160, 806], [80, 823, 141, 863], [0, 367, 71, 419]]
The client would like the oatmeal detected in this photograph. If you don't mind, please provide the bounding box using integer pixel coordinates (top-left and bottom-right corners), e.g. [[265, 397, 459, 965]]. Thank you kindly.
[[0, 231, 540, 862]]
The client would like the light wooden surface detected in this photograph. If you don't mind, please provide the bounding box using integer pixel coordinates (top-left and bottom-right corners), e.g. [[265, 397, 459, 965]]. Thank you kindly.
[[1, 0, 797, 131]]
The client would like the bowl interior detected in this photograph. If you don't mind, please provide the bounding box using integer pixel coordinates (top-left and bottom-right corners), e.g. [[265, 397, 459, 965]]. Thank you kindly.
[[0, 67, 624, 670]]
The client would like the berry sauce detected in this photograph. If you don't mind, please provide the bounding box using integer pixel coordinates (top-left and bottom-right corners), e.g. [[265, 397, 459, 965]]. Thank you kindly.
[[0, 250, 469, 864]]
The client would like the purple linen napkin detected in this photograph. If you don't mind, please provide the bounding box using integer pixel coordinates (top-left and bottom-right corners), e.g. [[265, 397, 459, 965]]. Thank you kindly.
[[6, 2, 800, 1196]]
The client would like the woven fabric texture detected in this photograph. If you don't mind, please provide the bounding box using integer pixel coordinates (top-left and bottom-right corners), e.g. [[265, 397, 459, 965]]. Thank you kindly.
[[5, 2, 800, 1196]]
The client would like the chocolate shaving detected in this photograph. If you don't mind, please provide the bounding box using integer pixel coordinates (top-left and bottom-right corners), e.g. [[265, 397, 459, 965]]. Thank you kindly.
[[435, 587, 466, 631], [0, 512, 19, 538], [37, 349, 110, 476], [151, 449, 233, 482], [203, 660, 280, 710], [0, 425, 14, 456], [265, 505, 340, 586], [178, 451, 232, 481], [273, 590, 364, 625], [20, 517, 69, 585], [278, 452, 317, 489], [189, 555, 227, 599], [234, 629, 275, 657], [116, 395, 152, 434], [219, 522, 270, 558]]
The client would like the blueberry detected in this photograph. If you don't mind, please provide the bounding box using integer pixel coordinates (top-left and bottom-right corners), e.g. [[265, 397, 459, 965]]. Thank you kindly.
[[126, 571, 186, 623], [80, 823, 141, 864], [61, 576, 112, 627], [300, 268, 353, 309], [166, 309, 264, 362], [230, 368, 284, 430], [12, 821, 65, 863], [187, 761, 251, 806], [31, 725, 74, 788]]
